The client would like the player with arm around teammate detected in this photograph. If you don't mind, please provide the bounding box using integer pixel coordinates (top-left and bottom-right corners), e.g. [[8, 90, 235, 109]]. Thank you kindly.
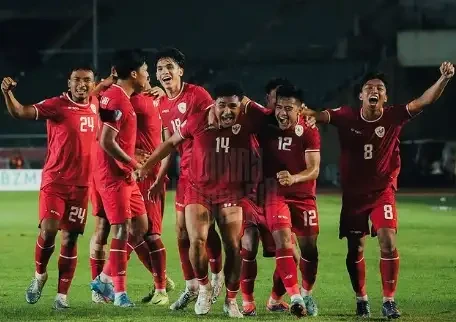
[[301, 62, 454, 319], [137, 82, 271, 318], [2, 65, 98, 309]]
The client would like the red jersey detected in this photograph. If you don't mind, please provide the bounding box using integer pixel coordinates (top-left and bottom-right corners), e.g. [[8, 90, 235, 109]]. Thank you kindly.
[[178, 102, 271, 202], [33, 93, 98, 187], [158, 83, 213, 179], [259, 117, 320, 199], [324, 105, 415, 195], [131, 93, 162, 177], [94, 84, 137, 187]]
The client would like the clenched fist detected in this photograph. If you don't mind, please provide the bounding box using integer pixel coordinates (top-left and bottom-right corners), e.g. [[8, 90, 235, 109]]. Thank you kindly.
[[440, 61, 454, 79], [1, 77, 17, 93]]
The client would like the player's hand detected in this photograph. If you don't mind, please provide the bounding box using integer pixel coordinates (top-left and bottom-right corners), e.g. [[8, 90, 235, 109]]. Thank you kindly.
[[147, 178, 164, 200], [440, 61, 454, 79], [143, 86, 165, 98], [277, 170, 296, 186], [134, 167, 147, 182], [241, 96, 252, 111], [305, 116, 317, 128], [1, 77, 17, 93], [135, 148, 151, 165], [207, 105, 217, 127]]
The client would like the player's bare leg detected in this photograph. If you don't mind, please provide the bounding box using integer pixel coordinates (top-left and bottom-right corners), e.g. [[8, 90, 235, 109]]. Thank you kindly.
[[377, 228, 401, 319], [185, 204, 212, 315], [54, 230, 79, 309], [346, 235, 370, 318], [216, 206, 243, 318], [207, 224, 224, 303], [170, 209, 199, 310], [272, 228, 306, 318], [89, 216, 111, 303], [240, 227, 259, 316], [296, 235, 319, 316], [26, 218, 58, 304]]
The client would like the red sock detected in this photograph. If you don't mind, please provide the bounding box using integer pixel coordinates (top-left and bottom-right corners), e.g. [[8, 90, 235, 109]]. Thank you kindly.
[[380, 249, 400, 298], [240, 248, 257, 302], [90, 257, 105, 280], [110, 238, 128, 293], [35, 235, 55, 274], [206, 228, 223, 274], [271, 267, 287, 299], [300, 256, 318, 292], [58, 244, 78, 295], [147, 238, 167, 290], [177, 238, 195, 281], [275, 248, 300, 296], [226, 281, 240, 300], [129, 238, 155, 274], [346, 251, 367, 297], [102, 258, 111, 277]]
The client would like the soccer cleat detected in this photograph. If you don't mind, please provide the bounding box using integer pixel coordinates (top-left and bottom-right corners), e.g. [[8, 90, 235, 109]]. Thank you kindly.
[[169, 287, 198, 310], [90, 276, 114, 302], [290, 297, 307, 318], [224, 299, 244, 318], [92, 290, 108, 304], [141, 276, 176, 303], [150, 291, 169, 306], [194, 286, 212, 315], [266, 300, 289, 312], [113, 293, 135, 307], [25, 273, 48, 304], [53, 295, 70, 310], [356, 300, 371, 318], [210, 273, 224, 304], [382, 300, 401, 319], [303, 295, 318, 316], [241, 301, 257, 316]]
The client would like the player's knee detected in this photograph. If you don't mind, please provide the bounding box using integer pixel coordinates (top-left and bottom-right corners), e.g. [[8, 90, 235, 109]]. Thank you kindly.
[[61, 231, 79, 247], [240, 228, 259, 253], [146, 233, 161, 241], [379, 240, 396, 255], [272, 229, 292, 249], [240, 247, 256, 261], [39, 228, 58, 242], [111, 223, 129, 240]]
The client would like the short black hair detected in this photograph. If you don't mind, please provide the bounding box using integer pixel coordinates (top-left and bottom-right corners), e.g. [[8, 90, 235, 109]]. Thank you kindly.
[[112, 49, 147, 80], [68, 64, 96, 79], [213, 82, 244, 99], [275, 84, 304, 104], [359, 72, 388, 90], [264, 77, 293, 94], [154, 47, 185, 69]]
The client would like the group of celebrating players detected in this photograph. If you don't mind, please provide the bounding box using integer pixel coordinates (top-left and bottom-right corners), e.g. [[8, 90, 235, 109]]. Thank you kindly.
[[1, 47, 453, 319]]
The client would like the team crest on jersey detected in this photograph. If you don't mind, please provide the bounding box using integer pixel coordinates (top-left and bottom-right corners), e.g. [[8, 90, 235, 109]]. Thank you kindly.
[[90, 104, 97, 114], [178, 102, 187, 113], [375, 126, 385, 138], [232, 124, 241, 135], [114, 110, 122, 121], [295, 125, 304, 137]]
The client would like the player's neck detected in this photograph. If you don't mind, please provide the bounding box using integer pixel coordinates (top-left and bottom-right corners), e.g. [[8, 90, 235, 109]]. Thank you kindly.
[[361, 106, 383, 121], [116, 80, 135, 97], [69, 94, 89, 105], [166, 82, 183, 99]]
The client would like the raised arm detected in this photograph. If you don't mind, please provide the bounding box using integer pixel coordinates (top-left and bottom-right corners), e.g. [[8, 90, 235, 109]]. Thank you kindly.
[[407, 61, 454, 115], [138, 131, 183, 180], [300, 107, 330, 124], [1, 77, 38, 120]]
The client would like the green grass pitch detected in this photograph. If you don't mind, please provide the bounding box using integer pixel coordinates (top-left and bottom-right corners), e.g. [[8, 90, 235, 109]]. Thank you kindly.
[[0, 191, 455, 321]]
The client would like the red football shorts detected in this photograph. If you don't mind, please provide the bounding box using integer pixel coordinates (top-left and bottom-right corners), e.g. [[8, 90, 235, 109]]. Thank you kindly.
[[339, 186, 397, 239], [240, 197, 276, 257], [94, 181, 147, 225], [175, 175, 188, 212], [265, 194, 319, 237], [39, 183, 89, 234], [185, 184, 241, 215], [137, 178, 166, 235]]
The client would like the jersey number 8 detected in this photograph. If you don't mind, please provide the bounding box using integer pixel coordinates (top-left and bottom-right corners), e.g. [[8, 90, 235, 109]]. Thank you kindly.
[[364, 144, 373, 159]]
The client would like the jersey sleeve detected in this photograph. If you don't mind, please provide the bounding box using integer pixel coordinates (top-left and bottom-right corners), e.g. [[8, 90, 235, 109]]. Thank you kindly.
[[323, 106, 350, 127], [245, 100, 273, 130], [391, 104, 416, 125], [130, 95, 147, 115], [32, 97, 62, 121], [302, 126, 321, 152], [100, 96, 126, 132], [192, 87, 214, 112]]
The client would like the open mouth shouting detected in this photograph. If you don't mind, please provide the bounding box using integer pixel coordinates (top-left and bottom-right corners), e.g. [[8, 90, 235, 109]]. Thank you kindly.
[[220, 112, 235, 127], [277, 114, 290, 129], [161, 75, 172, 86], [368, 93, 379, 105]]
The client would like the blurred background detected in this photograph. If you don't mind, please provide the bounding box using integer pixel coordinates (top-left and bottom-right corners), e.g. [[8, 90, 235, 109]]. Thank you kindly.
[[0, 0, 455, 190]]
